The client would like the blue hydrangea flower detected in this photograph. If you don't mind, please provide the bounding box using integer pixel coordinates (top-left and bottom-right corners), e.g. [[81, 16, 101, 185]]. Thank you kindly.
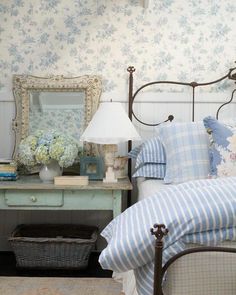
[[18, 129, 80, 168]]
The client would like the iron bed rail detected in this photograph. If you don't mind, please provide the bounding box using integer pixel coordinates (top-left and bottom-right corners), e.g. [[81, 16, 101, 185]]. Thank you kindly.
[[151, 224, 236, 295]]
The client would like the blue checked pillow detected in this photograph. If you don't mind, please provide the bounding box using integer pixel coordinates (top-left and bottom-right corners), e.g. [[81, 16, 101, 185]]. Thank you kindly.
[[128, 137, 166, 169], [132, 163, 166, 179], [203, 116, 236, 177], [158, 122, 210, 184]]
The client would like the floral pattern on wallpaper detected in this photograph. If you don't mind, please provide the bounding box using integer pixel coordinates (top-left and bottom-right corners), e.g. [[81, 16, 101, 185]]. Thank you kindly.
[[29, 107, 85, 144], [0, 0, 235, 94]]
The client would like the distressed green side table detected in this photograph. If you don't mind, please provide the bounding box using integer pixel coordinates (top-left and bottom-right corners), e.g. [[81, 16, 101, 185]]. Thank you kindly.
[[0, 176, 132, 218]]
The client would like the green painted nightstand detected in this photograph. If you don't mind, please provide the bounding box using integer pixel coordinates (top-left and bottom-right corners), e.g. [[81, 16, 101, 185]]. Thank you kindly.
[[0, 176, 132, 218]]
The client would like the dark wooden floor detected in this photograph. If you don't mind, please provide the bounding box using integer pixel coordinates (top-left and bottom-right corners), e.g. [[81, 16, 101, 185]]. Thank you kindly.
[[0, 251, 112, 278]]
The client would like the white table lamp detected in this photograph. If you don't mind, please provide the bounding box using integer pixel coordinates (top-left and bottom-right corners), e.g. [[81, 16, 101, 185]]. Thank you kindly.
[[81, 102, 141, 182]]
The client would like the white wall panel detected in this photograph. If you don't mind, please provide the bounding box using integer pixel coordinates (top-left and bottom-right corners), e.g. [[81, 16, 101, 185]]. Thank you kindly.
[[0, 102, 15, 160]]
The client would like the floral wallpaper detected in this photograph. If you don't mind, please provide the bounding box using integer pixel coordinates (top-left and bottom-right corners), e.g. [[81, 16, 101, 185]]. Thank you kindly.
[[0, 0, 236, 95]]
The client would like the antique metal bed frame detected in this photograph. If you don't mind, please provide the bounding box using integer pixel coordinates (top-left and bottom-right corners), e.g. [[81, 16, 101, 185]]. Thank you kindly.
[[127, 64, 236, 295]]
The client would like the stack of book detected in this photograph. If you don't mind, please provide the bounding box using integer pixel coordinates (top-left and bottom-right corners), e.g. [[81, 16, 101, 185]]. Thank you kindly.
[[0, 159, 18, 181]]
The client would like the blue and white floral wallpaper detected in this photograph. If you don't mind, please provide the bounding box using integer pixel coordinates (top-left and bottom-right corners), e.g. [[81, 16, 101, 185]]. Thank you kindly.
[[0, 0, 236, 95]]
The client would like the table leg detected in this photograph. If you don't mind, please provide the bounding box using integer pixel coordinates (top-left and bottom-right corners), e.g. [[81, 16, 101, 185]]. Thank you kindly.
[[113, 190, 122, 218]]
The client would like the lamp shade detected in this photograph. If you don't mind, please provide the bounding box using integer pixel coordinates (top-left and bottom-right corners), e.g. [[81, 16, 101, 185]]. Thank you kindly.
[[80, 102, 141, 144]]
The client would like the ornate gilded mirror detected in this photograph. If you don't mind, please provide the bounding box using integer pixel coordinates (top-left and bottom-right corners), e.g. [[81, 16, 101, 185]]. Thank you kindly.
[[12, 75, 102, 171]]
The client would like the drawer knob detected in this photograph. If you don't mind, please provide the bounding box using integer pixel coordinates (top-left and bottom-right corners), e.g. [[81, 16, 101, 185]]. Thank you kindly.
[[30, 196, 37, 202]]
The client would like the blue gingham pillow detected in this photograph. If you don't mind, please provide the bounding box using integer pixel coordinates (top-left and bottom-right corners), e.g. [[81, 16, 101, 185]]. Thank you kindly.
[[128, 137, 166, 169], [132, 163, 166, 179], [158, 122, 210, 184], [203, 116, 236, 177]]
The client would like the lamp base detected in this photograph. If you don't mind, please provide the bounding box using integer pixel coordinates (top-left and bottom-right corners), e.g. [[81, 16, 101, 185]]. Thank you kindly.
[[103, 166, 117, 183], [102, 144, 118, 183]]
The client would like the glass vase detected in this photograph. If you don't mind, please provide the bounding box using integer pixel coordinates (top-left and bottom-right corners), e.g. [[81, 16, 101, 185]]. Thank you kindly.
[[39, 160, 62, 183]]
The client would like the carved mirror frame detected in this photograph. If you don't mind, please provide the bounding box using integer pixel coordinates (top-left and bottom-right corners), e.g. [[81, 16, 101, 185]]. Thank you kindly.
[[12, 74, 102, 161]]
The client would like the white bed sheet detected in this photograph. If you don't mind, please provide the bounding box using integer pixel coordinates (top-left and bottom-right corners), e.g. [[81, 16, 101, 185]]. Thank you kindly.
[[137, 177, 169, 201]]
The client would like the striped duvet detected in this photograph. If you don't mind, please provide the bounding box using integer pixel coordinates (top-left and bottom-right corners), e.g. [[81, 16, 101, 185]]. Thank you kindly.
[[99, 177, 236, 295]]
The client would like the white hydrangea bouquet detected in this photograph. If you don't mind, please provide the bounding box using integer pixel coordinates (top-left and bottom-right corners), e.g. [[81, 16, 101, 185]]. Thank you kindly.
[[18, 130, 81, 168]]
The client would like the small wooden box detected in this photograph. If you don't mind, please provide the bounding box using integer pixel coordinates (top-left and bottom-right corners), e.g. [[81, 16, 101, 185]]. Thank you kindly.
[[54, 176, 89, 186]]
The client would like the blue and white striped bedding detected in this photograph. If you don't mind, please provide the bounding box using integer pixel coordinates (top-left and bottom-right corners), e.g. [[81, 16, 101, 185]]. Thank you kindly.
[[99, 176, 236, 295]]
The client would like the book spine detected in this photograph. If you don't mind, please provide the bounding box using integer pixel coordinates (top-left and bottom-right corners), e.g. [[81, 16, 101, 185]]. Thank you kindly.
[[0, 176, 18, 181], [0, 172, 17, 175], [0, 165, 17, 172], [0, 159, 13, 164], [0, 172, 17, 177]]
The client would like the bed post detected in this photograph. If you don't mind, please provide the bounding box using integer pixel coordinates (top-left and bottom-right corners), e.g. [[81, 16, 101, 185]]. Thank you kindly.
[[151, 224, 169, 295], [127, 66, 135, 207]]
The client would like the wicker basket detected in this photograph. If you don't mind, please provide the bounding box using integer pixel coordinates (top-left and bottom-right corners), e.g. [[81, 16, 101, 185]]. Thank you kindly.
[[8, 224, 98, 269]]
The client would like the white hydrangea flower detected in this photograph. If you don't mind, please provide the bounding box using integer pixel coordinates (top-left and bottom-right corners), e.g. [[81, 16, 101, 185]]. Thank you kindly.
[[17, 129, 79, 168]]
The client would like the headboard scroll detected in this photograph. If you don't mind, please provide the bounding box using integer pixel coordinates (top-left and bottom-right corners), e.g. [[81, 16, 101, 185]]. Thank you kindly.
[[128, 62, 236, 126]]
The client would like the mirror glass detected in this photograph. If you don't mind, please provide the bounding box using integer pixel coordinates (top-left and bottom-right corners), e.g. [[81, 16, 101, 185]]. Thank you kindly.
[[29, 91, 86, 142]]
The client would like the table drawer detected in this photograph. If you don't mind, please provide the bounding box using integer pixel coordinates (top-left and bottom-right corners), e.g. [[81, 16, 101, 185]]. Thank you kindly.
[[4, 190, 64, 207]]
